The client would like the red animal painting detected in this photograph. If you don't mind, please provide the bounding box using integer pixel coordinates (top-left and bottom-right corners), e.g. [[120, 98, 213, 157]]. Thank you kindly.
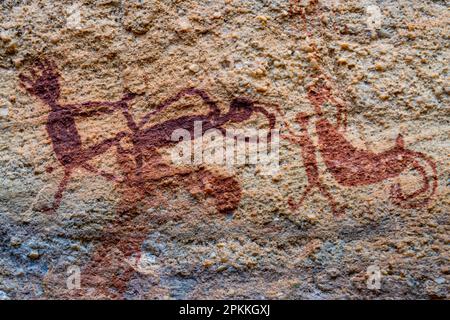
[[281, 80, 437, 216], [282, 0, 438, 216]]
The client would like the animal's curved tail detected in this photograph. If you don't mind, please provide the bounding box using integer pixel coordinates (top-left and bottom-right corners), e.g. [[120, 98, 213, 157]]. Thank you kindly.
[[390, 150, 438, 209]]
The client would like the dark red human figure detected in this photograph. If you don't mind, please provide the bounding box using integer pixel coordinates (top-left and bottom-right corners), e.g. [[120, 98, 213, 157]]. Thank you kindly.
[[19, 59, 135, 213]]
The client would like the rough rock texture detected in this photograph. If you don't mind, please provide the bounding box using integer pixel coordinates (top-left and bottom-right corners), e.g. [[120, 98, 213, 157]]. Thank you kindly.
[[0, 0, 448, 299]]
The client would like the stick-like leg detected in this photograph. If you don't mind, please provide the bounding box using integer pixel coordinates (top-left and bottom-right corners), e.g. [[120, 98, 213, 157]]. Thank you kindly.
[[46, 168, 72, 213], [288, 185, 312, 211]]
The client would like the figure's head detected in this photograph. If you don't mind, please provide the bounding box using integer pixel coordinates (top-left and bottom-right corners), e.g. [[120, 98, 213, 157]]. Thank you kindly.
[[19, 59, 61, 105]]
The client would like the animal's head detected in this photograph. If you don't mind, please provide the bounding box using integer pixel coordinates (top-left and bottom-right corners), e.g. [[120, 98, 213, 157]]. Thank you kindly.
[[19, 59, 61, 105], [227, 97, 276, 132], [295, 112, 312, 126], [227, 97, 254, 123]]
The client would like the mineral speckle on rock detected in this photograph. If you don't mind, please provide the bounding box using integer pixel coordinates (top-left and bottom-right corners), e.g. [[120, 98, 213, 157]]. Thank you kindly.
[[0, 0, 448, 299]]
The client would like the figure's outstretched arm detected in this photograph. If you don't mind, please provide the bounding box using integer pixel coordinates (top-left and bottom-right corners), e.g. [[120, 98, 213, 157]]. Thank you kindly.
[[68, 101, 118, 117], [139, 88, 220, 128], [69, 93, 136, 118]]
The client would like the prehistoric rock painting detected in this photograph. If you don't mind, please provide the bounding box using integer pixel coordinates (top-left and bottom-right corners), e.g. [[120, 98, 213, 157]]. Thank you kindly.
[[20, 58, 277, 298], [80, 163, 241, 298], [19, 56, 437, 218], [19, 59, 275, 214], [282, 0, 438, 216], [282, 80, 438, 216]]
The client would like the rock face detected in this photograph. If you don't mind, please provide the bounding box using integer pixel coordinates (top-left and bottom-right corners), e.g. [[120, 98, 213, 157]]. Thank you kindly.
[[0, 0, 448, 300]]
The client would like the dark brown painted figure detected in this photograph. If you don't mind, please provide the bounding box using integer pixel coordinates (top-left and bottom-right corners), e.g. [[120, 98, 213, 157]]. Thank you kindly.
[[19, 59, 275, 213], [78, 88, 272, 298], [19, 59, 133, 213]]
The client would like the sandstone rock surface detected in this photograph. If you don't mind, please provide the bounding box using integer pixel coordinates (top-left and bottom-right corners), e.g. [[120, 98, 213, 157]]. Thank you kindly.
[[0, 0, 448, 299]]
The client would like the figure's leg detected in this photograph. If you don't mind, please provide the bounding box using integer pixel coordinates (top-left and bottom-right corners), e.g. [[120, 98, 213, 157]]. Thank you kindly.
[[318, 183, 344, 217], [288, 185, 312, 211], [46, 168, 72, 213]]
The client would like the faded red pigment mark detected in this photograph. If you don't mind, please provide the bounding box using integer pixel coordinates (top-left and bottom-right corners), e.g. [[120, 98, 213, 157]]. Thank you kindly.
[[79, 158, 241, 298], [119, 87, 276, 180], [19, 59, 275, 213], [282, 81, 437, 216]]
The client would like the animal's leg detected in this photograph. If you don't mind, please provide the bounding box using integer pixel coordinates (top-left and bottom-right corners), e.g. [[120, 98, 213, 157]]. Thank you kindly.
[[288, 185, 312, 212], [46, 168, 72, 213], [318, 183, 344, 217]]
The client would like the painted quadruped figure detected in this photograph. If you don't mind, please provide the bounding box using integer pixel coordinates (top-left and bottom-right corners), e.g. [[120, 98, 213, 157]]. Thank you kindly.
[[283, 111, 344, 217], [282, 80, 437, 216]]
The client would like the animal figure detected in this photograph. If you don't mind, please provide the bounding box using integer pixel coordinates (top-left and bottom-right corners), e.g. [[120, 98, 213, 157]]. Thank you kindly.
[[283, 80, 437, 216], [21, 59, 275, 298], [118, 87, 276, 180], [284, 0, 437, 216]]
